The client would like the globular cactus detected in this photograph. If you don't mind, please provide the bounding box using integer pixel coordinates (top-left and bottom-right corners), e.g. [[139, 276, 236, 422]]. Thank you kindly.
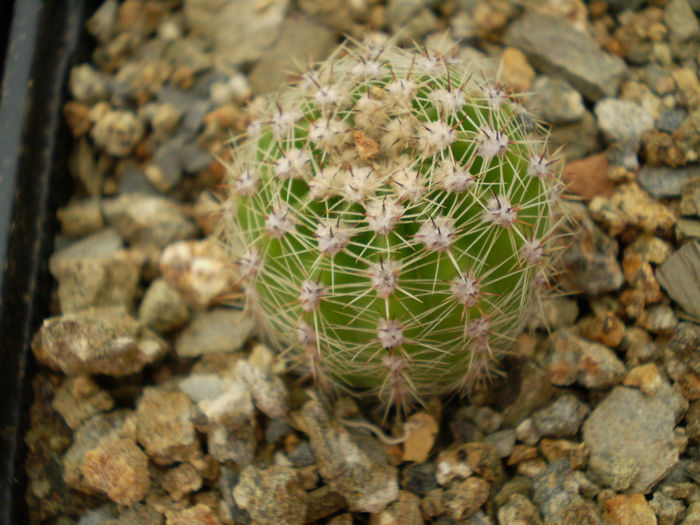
[[219, 38, 565, 410]]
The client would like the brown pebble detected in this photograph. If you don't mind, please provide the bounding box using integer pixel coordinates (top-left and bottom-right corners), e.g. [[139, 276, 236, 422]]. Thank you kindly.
[[563, 153, 615, 201], [623, 363, 662, 396], [603, 493, 656, 525]]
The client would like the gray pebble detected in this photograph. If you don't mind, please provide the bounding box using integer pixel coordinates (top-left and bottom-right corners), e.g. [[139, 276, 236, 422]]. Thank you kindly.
[[657, 241, 700, 321], [594, 98, 654, 146], [138, 278, 190, 334], [504, 11, 626, 101], [265, 418, 292, 445], [288, 441, 315, 468], [69, 64, 110, 104], [529, 76, 585, 125], [583, 385, 683, 493], [401, 462, 438, 497], [548, 111, 601, 162], [117, 161, 160, 195], [676, 218, 700, 240], [639, 166, 700, 198], [146, 135, 185, 191], [531, 394, 589, 438], [484, 429, 517, 459], [656, 109, 688, 133], [181, 141, 212, 173], [233, 465, 307, 525], [531, 459, 579, 524], [665, 0, 700, 42], [175, 308, 255, 358]]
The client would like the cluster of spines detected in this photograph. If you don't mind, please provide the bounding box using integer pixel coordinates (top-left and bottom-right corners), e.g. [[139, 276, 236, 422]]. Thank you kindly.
[[220, 39, 564, 411]]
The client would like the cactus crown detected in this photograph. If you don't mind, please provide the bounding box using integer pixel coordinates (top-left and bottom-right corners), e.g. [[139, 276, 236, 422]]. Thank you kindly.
[[219, 37, 564, 411]]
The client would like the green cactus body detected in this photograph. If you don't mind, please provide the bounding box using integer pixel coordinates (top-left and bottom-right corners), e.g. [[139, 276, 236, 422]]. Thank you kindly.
[[221, 39, 563, 408]]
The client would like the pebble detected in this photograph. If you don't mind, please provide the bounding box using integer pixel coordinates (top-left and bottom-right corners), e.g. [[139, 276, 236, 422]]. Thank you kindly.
[[135, 387, 199, 465], [159, 239, 237, 309], [145, 135, 185, 191], [183, 0, 290, 66], [402, 411, 439, 463], [161, 463, 202, 500], [386, 0, 439, 41], [175, 308, 255, 357], [504, 10, 626, 101], [546, 329, 625, 389], [668, 322, 700, 375], [497, 493, 543, 525], [401, 462, 438, 497], [650, 492, 686, 525], [57, 198, 104, 238], [248, 14, 336, 94], [642, 130, 686, 167], [562, 153, 615, 201], [300, 397, 399, 513], [530, 459, 580, 524], [656, 241, 700, 321], [531, 394, 590, 438], [81, 436, 151, 505], [657, 108, 688, 133], [676, 218, 700, 241], [603, 493, 657, 525], [51, 376, 115, 430], [626, 234, 673, 264], [638, 165, 700, 198], [32, 306, 167, 376], [583, 385, 683, 493], [638, 303, 679, 334], [664, 0, 700, 42], [549, 111, 602, 161], [235, 360, 288, 418], [500, 47, 535, 92], [369, 490, 423, 525], [117, 161, 159, 195], [484, 428, 517, 459], [233, 465, 307, 525], [673, 109, 700, 162], [595, 98, 655, 146], [529, 76, 586, 125], [69, 64, 110, 104], [623, 363, 663, 396], [589, 183, 676, 237], [102, 194, 198, 249], [680, 176, 700, 216], [91, 110, 144, 157], [444, 477, 490, 521], [138, 278, 190, 334], [578, 311, 626, 348], [561, 212, 624, 294], [49, 247, 141, 313]]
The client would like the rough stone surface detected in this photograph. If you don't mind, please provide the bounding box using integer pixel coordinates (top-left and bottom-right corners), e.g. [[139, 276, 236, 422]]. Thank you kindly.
[[52, 376, 114, 430], [603, 493, 657, 525], [32, 306, 167, 376], [583, 386, 683, 493], [300, 397, 399, 513], [233, 465, 307, 525], [531, 394, 590, 438], [529, 76, 585, 125], [184, 0, 290, 65], [175, 308, 255, 357], [595, 98, 654, 145], [638, 166, 700, 198], [504, 11, 626, 101], [138, 278, 191, 334], [498, 493, 543, 525], [657, 241, 700, 321]]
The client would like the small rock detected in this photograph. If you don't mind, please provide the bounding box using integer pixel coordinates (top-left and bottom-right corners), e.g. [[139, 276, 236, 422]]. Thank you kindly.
[[638, 166, 700, 198], [638, 303, 679, 334], [386, 0, 439, 41], [682, 502, 700, 524], [249, 14, 336, 94], [603, 493, 657, 525], [91, 110, 144, 157], [623, 363, 663, 396], [484, 429, 517, 459], [676, 218, 700, 241], [401, 463, 438, 497], [57, 198, 104, 238], [562, 153, 615, 201], [52, 376, 114, 430], [145, 135, 185, 192], [402, 412, 439, 463], [175, 308, 255, 357], [665, 0, 700, 42], [300, 397, 399, 513], [32, 306, 167, 376], [235, 360, 288, 418], [233, 465, 307, 525], [659, 240, 700, 318], [673, 109, 700, 162], [626, 234, 673, 264], [369, 490, 423, 525], [531, 459, 579, 524], [529, 76, 585, 125], [498, 493, 543, 525], [657, 109, 688, 134], [589, 183, 676, 237], [681, 177, 700, 217], [595, 99, 654, 146], [165, 504, 221, 525], [531, 394, 590, 438], [49, 247, 141, 313], [539, 439, 587, 470], [69, 64, 109, 104], [668, 322, 700, 375], [649, 492, 686, 525], [102, 194, 198, 249], [642, 129, 686, 167], [81, 436, 150, 505], [161, 463, 203, 500], [444, 477, 490, 521], [583, 385, 682, 493], [560, 215, 624, 295], [504, 11, 626, 101], [138, 278, 190, 334], [549, 111, 602, 161], [135, 387, 199, 465], [578, 311, 625, 348], [500, 47, 535, 92], [159, 239, 237, 309], [516, 418, 541, 447], [183, 0, 290, 66]]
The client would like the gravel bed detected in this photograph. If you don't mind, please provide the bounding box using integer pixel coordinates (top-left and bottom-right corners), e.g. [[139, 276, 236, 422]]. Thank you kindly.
[[23, 1, 700, 524]]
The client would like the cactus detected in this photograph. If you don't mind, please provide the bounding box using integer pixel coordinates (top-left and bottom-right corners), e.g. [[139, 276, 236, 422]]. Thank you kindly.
[[219, 38, 565, 410]]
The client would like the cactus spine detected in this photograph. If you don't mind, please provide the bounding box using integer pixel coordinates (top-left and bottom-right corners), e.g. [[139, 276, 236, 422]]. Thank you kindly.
[[220, 38, 564, 409]]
